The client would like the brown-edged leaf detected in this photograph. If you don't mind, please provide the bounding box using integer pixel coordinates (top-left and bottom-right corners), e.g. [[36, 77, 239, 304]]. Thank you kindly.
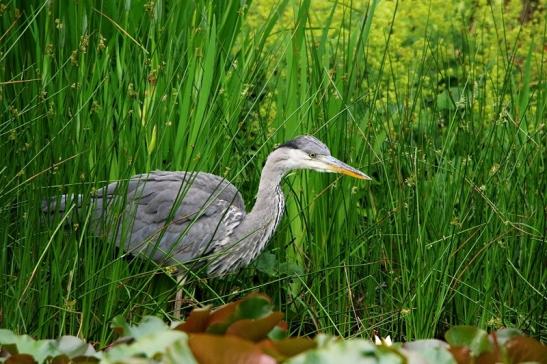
[[51, 354, 70, 364], [188, 333, 275, 364], [226, 312, 284, 342], [259, 337, 316, 360], [207, 302, 238, 327], [5, 354, 36, 364], [68, 356, 100, 364], [276, 321, 288, 330], [175, 306, 212, 333], [475, 350, 499, 364], [206, 293, 274, 334], [475, 332, 503, 364], [448, 347, 472, 364], [506, 336, 547, 363]]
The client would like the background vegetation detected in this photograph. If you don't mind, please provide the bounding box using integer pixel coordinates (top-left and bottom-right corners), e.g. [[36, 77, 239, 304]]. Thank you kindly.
[[0, 0, 544, 346]]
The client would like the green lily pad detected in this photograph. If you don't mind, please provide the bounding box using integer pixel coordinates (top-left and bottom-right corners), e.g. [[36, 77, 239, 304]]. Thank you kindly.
[[404, 340, 455, 364], [55, 336, 97, 358], [445, 326, 492, 356], [287, 335, 401, 364], [103, 329, 190, 362], [111, 315, 169, 340], [267, 323, 289, 341], [234, 293, 273, 320], [163, 338, 199, 364], [0, 330, 60, 364]]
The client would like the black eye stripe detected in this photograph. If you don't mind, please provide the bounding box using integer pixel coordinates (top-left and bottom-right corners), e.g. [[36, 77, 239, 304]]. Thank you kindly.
[[275, 140, 299, 150]]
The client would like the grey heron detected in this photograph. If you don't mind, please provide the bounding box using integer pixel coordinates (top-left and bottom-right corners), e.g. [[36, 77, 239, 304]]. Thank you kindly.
[[44, 135, 371, 317]]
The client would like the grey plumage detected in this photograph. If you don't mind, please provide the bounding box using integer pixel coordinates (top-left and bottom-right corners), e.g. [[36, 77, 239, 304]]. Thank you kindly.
[[43, 135, 371, 277]]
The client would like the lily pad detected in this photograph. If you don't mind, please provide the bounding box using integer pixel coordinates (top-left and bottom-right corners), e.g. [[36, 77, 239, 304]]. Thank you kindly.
[[103, 329, 190, 362], [267, 322, 289, 341], [233, 293, 273, 320], [0, 330, 60, 364], [445, 326, 492, 356], [207, 293, 273, 334], [492, 328, 523, 346], [111, 315, 169, 340], [226, 312, 284, 342], [259, 337, 317, 361], [55, 336, 97, 358], [404, 340, 455, 364], [505, 336, 547, 363], [287, 336, 399, 364], [175, 306, 212, 333], [188, 333, 276, 364]]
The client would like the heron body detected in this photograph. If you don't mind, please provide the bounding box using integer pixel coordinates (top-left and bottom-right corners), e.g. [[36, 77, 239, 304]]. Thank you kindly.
[[44, 135, 370, 277]]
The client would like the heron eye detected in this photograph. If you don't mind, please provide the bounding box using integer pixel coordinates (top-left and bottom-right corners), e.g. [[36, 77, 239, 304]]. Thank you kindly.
[[309, 153, 317, 158]]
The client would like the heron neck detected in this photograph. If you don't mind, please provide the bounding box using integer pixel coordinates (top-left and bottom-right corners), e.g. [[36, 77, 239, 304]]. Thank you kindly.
[[210, 156, 286, 275], [253, 157, 285, 212], [240, 155, 286, 244]]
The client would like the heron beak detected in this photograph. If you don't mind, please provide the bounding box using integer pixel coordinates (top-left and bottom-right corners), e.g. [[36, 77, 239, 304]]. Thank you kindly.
[[321, 156, 372, 180]]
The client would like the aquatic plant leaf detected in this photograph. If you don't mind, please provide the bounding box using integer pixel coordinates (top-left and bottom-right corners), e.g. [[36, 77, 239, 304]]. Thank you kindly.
[[206, 302, 239, 334], [188, 333, 276, 364], [404, 339, 449, 350], [207, 292, 273, 334], [54, 336, 96, 358], [492, 328, 523, 346], [175, 306, 212, 333], [226, 312, 284, 342], [233, 293, 273, 320], [267, 322, 289, 341], [286, 336, 398, 364], [505, 336, 547, 363], [404, 340, 455, 364], [111, 315, 169, 339], [5, 353, 36, 364], [447, 347, 472, 364], [103, 329, 189, 362], [0, 330, 60, 363], [162, 339, 198, 364], [259, 337, 316, 361], [445, 326, 492, 356]]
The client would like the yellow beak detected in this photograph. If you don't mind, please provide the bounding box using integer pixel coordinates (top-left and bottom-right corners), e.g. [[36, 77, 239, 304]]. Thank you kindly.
[[322, 156, 372, 180]]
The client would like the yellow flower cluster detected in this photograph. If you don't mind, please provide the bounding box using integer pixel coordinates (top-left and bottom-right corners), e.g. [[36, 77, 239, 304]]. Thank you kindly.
[[247, 0, 543, 120]]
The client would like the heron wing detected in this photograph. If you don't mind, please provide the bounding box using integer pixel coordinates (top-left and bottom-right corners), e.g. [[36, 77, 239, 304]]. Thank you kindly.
[[94, 171, 246, 264]]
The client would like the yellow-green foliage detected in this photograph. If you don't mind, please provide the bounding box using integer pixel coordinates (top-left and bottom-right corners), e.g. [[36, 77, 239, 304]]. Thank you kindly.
[[248, 0, 544, 119]]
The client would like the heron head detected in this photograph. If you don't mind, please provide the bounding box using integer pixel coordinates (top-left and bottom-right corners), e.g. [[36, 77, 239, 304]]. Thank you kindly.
[[271, 135, 371, 180]]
